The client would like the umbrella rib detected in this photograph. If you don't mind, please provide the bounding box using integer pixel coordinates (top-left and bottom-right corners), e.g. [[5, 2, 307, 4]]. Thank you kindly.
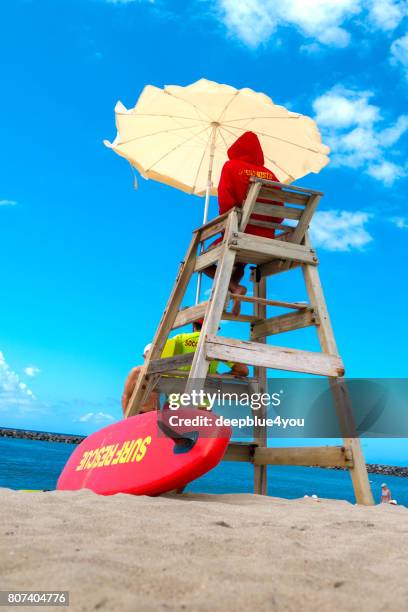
[[220, 123, 323, 154], [224, 116, 255, 133], [217, 91, 239, 124], [145, 125, 212, 173], [191, 131, 213, 193], [163, 90, 215, 123], [217, 129, 230, 153], [117, 124, 212, 147], [222, 116, 301, 122], [263, 154, 294, 182], [116, 112, 210, 123]]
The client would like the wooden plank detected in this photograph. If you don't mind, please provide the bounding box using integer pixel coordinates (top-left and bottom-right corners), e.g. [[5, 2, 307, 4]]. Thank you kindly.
[[253, 446, 353, 468], [252, 271, 267, 495], [222, 311, 259, 323], [229, 293, 308, 310], [223, 442, 255, 463], [259, 259, 301, 278], [173, 302, 208, 329], [253, 202, 302, 220], [302, 234, 338, 355], [193, 210, 234, 235], [154, 375, 254, 397], [258, 187, 309, 207], [194, 245, 223, 272], [205, 335, 345, 377], [173, 302, 259, 329], [250, 177, 324, 197], [302, 232, 374, 506], [244, 218, 295, 232], [229, 233, 318, 265], [185, 211, 240, 390], [289, 194, 321, 245], [251, 308, 316, 340], [147, 353, 194, 375], [236, 251, 278, 266], [240, 181, 262, 233], [153, 370, 257, 386], [200, 219, 227, 243], [258, 195, 320, 276]]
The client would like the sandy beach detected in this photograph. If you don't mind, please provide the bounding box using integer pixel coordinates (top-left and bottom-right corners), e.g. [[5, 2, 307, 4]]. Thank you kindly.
[[1, 488, 407, 611]]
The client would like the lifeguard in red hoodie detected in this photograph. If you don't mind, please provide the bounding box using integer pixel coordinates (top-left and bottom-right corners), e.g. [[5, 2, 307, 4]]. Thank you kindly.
[[205, 131, 281, 316]]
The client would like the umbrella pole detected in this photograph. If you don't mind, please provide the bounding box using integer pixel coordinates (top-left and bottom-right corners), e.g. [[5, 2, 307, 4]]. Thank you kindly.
[[195, 126, 217, 305], [194, 182, 211, 305]]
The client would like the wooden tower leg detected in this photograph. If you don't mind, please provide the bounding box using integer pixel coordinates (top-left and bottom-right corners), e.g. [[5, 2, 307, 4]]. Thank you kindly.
[[126, 231, 201, 417], [185, 210, 240, 389], [252, 269, 267, 495], [302, 236, 374, 505]]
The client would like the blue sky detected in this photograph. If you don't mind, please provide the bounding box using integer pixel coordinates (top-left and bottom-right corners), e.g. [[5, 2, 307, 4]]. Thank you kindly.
[[0, 0, 407, 457]]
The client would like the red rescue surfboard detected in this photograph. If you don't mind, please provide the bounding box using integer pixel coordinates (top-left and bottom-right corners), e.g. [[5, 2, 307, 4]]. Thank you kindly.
[[57, 409, 231, 496]]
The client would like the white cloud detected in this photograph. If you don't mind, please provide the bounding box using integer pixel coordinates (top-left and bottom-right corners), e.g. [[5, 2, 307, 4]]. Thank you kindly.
[[79, 411, 115, 423], [366, 160, 405, 184], [24, 365, 41, 377], [215, 1, 276, 48], [390, 216, 408, 228], [214, 0, 406, 48], [216, 0, 359, 48], [313, 88, 379, 128], [377, 115, 408, 146], [0, 199, 17, 206], [311, 210, 373, 251], [313, 86, 407, 184], [368, 0, 407, 31], [390, 32, 408, 78], [0, 350, 36, 406]]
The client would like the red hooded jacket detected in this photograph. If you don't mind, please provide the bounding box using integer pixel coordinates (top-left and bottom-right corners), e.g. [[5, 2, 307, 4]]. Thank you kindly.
[[218, 131, 282, 239]]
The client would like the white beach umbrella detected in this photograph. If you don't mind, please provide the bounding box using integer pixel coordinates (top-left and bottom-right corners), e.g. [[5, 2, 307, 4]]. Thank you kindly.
[[104, 78, 329, 216], [104, 78, 330, 299]]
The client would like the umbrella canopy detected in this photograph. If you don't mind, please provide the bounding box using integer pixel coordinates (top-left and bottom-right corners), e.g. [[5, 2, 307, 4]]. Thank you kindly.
[[104, 78, 330, 196]]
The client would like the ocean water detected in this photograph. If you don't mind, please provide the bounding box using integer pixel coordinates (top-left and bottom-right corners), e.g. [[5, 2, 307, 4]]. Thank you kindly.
[[0, 437, 407, 507]]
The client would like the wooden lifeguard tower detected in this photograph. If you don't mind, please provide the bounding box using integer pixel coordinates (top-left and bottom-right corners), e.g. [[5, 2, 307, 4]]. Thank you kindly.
[[125, 177, 374, 505]]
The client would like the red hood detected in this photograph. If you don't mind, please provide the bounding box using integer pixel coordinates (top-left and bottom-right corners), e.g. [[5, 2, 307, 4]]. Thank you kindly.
[[227, 131, 264, 165]]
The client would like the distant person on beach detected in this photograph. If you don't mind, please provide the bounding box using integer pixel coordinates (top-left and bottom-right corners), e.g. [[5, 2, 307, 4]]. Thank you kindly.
[[203, 131, 282, 316], [381, 483, 392, 503], [121, 319, 248, 416]]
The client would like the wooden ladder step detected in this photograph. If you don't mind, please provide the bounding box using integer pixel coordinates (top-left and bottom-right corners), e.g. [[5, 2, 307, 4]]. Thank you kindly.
[[251, 177, 323, 197], [173, 302, 208, 328], [228, 293, 309, 310], [257, 188, 309, 206], [205, 335, 344, 377], [230, 233, 318, 266], [173, 302, 260, 329], [224, 443, 353, 467], [147, 353, 194, 375], [193, 211, 232, 242], [251, 308, 317, 339], [224, 442, 257, 462], [154, 373, 257, 397], [253, 202, 303, 220], [194, 245, 223, 272], [254, 446, 353, 467]]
